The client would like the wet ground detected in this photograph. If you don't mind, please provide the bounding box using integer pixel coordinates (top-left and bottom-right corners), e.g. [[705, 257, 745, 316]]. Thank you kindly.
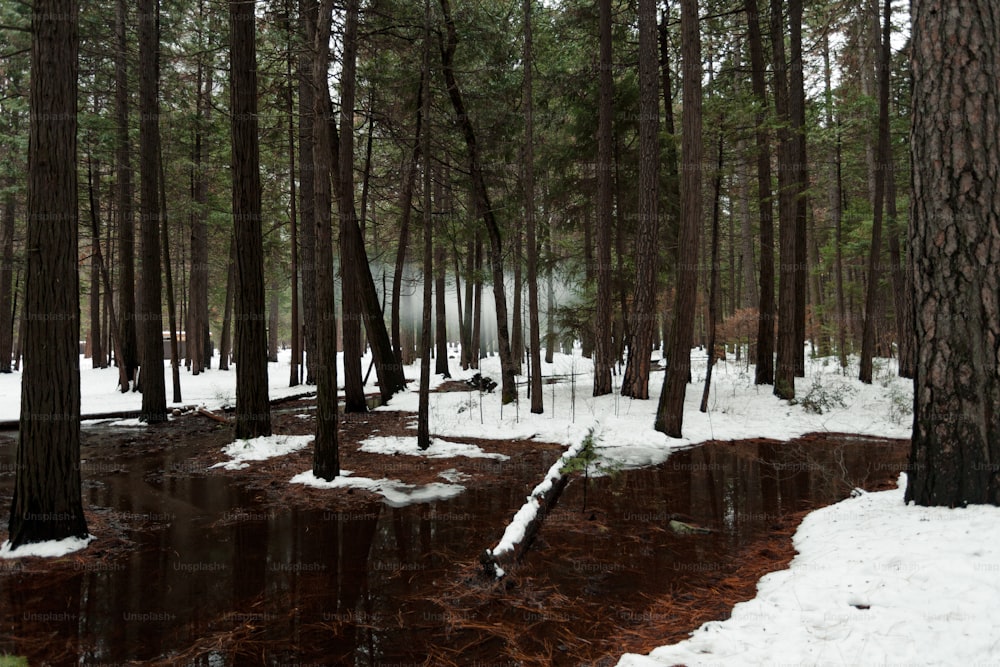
[[0, 409, 908, 666]]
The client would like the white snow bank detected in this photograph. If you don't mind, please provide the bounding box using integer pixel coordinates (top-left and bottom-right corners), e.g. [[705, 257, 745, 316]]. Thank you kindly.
[[0, 534, 94, 559], [290, 470, 465, 508], [489, 436, 589, 560], [617, 474, 1000, 667], [212, 434, 314, 470], [359, 435, 509, 461]]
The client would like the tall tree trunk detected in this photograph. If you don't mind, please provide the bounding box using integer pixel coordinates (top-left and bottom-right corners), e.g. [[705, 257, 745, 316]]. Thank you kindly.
[[230, 0, 272, 439], [219, 236, 235, 371], [418, 0, 434, 450], [115, 0, 138, 390], [338, 0, 367, 413], [462, 236, 475, 369], [524, 0, 543, 413], [391, 75, 423, 369], [746, 0, 774, 384], [592, 0, 614, 396], [286, 0, 300, 386], [658, 9, 680, 268], [138, 0, 167, 423], [789, 0, 808, 377], [906, 0, 1000, 507], [0, 187, 15, 372], [701, 133, 724, 412], [471, 232, 482, 369], [655, 0, 701, 437], [886, 140, 914, 378], [160, 153, 182, 404], [859, 0, 892, 385], [87, 156, 104, 368], [188, 0, 211, 377], [299, 0, 318, 385], [268, 283, 280, 362], [8, 0, 89, 548], [312, 0, 340, 480], [438, 0, 517, 403], [545, 231, 555, 364], [621, 0, 661, 400], [771, 0, 797, 399], [434, 168, 450, 377]]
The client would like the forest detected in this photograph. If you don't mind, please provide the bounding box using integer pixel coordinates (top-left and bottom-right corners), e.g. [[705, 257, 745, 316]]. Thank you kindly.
[[1, 0, 999, 664]]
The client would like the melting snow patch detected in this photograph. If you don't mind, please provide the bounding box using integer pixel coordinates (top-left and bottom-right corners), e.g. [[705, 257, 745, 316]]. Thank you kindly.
[[0, 534, 95, 559], [439, 468, 471, 483], [359, 435, 509, 460], [212, 434, 314, 470], [290, 470, 465, 507]]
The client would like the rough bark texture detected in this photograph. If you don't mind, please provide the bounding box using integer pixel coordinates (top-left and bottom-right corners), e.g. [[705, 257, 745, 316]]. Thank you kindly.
[[655, 0, 701, 438], [8, 0, 89, 548], [115, 0, 138, 390], [230, 0, 272, 440], [312, 0, 339, 480], [592, 0, 614, 397], [298, 0, 317, 385], [138, 0, 167, 423], [747, 0, 774, 384], [789, 0, 808, 377], [621, 0, 660, 400], [906, 0, 1000, 507]]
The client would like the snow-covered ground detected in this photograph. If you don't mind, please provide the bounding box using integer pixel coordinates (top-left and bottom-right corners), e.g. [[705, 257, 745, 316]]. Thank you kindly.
[[3, 346, 998, 666]]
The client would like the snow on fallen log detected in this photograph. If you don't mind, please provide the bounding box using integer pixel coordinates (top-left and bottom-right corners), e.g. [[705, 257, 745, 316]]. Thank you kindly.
[[480, 437, 588, 579]]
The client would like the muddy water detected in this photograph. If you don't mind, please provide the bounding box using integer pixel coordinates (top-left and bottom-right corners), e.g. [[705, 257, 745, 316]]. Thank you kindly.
[[0, 429, 907, 665]]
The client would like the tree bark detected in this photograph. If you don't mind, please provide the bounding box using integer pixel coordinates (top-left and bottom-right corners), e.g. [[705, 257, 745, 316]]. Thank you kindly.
[[160, 153, 182, 404], [230, 0, 272, 439], [789, 0, 808, 377], [188, 0, 211, 377], [298, 0, 318, 385], [621, 0, 660, 400], [285, 0, 300, 386], [418, 0, 434, 450], [115, 0, 139, 390], [655, 0, 701, 437], [138, 0, 167, 423], [592, 0, 614, 397], [906, 0, 1000, 507], [312, 0, 340, 480], [434, 167, 450, 377], [746, 0, 774, 384], [438, 0, 517, 403], [0, 187, 15, 373], [8, 0, 89, 548], [219, 236, 235, 371], [524, 0, 543, 413], [701, 133, 724, 412]]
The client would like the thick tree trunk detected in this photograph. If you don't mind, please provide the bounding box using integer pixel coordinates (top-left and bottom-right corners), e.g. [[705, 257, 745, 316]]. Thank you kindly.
[[115, 0, 138, 390], [439, 0, 517, 403], [138, 0, 167, 423], [312, 0, 339, 480], [746, 0, 774, 385], [621, 0, 661, 400], [8, 0, 89, 548], [655, 0, 701, 437], [771, 0, 797, 399], [230, 0, 272, 439], [906, 0, 1000, 507], [592, 0, 614, 396]]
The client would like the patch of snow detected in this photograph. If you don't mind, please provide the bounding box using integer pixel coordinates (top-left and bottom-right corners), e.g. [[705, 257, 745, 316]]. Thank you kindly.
[[617, 473, 1000, 667], [212, 434, 313, 470], [290, 470, 465, 507], [0, 534, 95, 559], [359, 435, 509, 460], [439, 468, 471, 483]]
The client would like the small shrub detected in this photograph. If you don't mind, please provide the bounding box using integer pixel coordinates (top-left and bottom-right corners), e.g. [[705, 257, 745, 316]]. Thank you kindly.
[[797, 376, 856, 415]]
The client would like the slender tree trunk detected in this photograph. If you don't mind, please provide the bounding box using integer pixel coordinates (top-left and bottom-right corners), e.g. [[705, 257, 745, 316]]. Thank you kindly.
[[230, 0, 272, 438], [906, 0, 1000, 507], [160, 154, 182, 404], [138, 0, 167, 422], [462, 236, 474, 369], [439, 0, 517, 403], [392, 75, 423, 369], [87, 156, 104, 369], [299, 0, 318, 385], [524, 0, 543, 412], [655, 0, 701, 437], [658, 10, 680, 268], [747, 0, 774, 384], [434, 168, 450, 377], [219, 236, 235, 370], [860, 0, 892, 384], [592, 0, 614, 396], [701, 133, 724, 412], [789, 0, 808, 377], [418, 0, 434, 449], [8, 0, 89, 548], [471, 232, 482, 370], [188, 0, 211, 377], [286, 0, 300, 387], [0, 187, 15, 372], [268, 284, 280, 362], [545, 231, 555, 364], [312, 0, 340, 479], [115, 0, 138, 390], [621, 0, 660, 400]]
